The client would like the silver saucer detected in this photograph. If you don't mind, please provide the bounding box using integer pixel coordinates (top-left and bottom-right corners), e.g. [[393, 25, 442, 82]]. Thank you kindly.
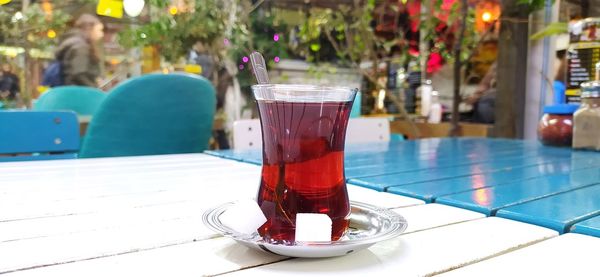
[[202, 201, 408, 258]]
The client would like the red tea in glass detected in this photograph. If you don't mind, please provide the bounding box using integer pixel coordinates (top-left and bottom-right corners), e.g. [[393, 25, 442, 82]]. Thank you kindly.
[[252, 84, 357, 244]]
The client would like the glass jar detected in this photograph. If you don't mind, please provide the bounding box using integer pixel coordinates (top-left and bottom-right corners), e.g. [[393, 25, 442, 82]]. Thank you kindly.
[[573, 81, 600, 150], [538, 104, 579, 147]]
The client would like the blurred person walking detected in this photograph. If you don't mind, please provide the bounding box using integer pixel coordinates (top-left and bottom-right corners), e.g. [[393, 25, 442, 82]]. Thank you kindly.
[[0, 63, 20, 101], [55, 14, 104, 87], [188, 42, 215, 80], [465, 62, 497, 124]]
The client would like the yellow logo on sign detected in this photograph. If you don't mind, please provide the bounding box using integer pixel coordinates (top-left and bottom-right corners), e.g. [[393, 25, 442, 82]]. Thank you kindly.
[[97, 0, 123, 19]]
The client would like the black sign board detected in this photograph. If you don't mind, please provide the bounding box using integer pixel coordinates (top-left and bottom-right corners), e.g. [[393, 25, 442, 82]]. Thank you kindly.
[[567, 47, 600, 102], [567, 18, 600, 103]]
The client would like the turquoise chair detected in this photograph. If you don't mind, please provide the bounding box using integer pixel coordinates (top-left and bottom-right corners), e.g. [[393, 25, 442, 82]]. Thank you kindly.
[[0, 111, 79, 162], [79, 73, 216, 158], [34, 86, 106, 116]]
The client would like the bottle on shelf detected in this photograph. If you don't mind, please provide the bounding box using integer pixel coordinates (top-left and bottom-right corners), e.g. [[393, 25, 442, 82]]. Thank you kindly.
[[573, 81, 600, 150], [428, 90, 442, 123], [418, 80, 433, 118]]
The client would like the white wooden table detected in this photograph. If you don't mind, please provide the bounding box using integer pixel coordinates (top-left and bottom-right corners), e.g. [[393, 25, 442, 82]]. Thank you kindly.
[[437, 233, 600, 276], [1, 154, 585, 276]]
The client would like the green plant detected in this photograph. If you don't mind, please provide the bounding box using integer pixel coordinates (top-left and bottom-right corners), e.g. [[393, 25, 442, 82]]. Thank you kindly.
[[0, 3, 70, 50], [287, 0, 477, 135], [530, 22, 568, 40], [230, 8, 291, 89], [122, 1, 223, 62], [119, 0, 255, 67], [294, 1, 477, 74], [0, 3, 73, 106], [517, 0, 552, 14]]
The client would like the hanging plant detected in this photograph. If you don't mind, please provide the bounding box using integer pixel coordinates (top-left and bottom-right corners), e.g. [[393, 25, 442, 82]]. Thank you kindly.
[[0, 3, 70, 51], [119, 0, 251, 65]]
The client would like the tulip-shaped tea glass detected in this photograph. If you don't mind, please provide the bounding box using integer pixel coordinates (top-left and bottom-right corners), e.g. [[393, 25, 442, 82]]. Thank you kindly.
[[252, 84, 357, 244]]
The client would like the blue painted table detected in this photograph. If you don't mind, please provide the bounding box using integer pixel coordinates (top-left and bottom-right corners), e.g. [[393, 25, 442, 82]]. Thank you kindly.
[[571, 216, 600, 238], [495, 184, 600, 233], [435, 167, 600, 215], [205, 138, 600, 234]]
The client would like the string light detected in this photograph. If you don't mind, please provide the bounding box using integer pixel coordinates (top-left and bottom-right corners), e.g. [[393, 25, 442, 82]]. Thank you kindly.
[[47, 29, 56, 39], [482, 11, 492, 23], [11, 11, 23, 23], [124, 0, 145, 17], [41, 0, 53, 15], [169, 6, 178, 15]]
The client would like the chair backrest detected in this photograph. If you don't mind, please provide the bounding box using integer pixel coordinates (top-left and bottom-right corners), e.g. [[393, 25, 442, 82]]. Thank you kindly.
[[345, 117, 391, 143], [232, 117, 391, 150], [79, 73, 216, 158], [34, 86, 107, 116], [0, 111, 79, 162], [232, 119, 262, 150]]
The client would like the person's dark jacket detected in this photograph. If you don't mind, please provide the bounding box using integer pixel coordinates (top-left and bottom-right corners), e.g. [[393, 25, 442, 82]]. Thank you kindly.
[[56, 30, 100, 87], [0, 71, 19, 99]]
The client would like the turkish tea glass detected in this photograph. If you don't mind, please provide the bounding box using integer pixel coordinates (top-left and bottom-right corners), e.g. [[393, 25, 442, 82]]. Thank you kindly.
[[252, 84, 357, 244]]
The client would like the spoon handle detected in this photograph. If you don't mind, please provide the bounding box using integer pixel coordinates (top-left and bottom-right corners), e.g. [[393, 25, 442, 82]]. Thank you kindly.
[[250, 52, 270, 84]]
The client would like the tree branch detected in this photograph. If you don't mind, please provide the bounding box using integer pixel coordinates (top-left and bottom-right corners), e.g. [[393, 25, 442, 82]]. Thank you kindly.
[[320, 10, 421, 138], [449, 0, 469, 137]]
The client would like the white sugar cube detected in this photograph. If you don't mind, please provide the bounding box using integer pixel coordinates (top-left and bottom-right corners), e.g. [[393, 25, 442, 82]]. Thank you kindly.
[[220, 199, 267, 235], [295, 213, 332, 242]]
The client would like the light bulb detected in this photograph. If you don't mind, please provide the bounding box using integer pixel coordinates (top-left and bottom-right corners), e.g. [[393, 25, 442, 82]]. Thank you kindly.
[[482, 11, 492, 23], [169, 6, 178, 15], [11, 11, 23, 22], [124, 0, 145, 17]]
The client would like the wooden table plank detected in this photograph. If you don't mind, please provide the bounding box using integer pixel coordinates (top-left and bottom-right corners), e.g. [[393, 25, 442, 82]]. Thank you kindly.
[[0, 212, 218, 273], [345, 150, 573, 180], [206, 138, 546, 164], [394, 203, 484, 233], [343, 139, 558, 166], [0, 187, 424, 274], [2, 203, 483, 276], [571, 215, 600, 238], [219, 218, 557, 277], [348, 153, 584, 191], [435, 167, 600, 216], [495, 184, 600, 233], [3, 139, 596, 276], [437, 233, 600, 277], [0, 155, 265, 273], [206, 139, 580, 181], [1, 186, 424, 248], [2, 238, 287, 277], [347, 184, 424, 208], [0, 168, 261, 221], [386, 156, 600, 202], [0, 153, 426, 274]]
